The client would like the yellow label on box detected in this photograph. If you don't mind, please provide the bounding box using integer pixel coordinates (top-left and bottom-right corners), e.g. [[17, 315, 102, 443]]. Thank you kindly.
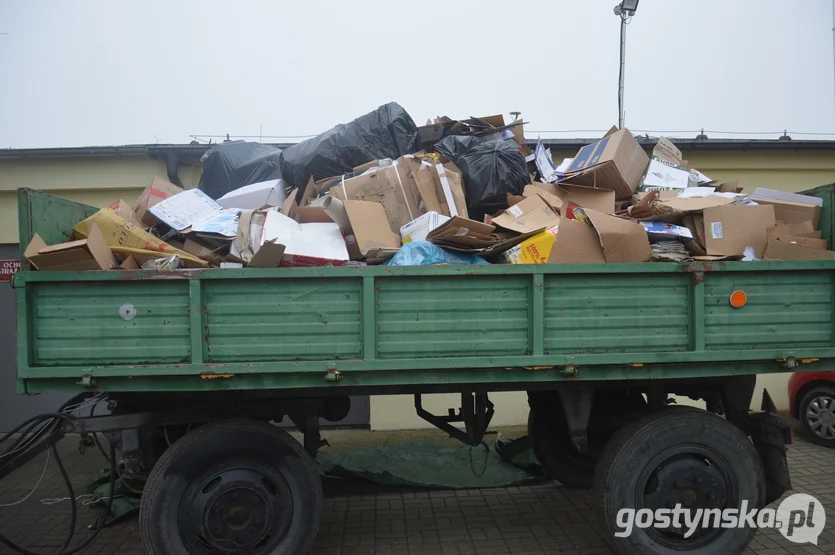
[[501, 229, 558, 264]]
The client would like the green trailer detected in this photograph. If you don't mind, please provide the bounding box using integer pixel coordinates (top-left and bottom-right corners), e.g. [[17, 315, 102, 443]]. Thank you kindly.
[[10, 187, 835, 555]]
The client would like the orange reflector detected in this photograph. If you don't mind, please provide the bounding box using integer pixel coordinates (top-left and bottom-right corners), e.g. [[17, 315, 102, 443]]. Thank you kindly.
[[729, 290, 747, 308]]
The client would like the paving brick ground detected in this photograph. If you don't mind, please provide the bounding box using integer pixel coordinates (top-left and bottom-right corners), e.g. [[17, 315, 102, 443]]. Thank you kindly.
[[0, 432, 833, 555]]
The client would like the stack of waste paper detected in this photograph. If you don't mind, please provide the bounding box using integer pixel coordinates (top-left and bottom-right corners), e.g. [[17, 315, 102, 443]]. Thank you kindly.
[[22, 102, 835, 272]]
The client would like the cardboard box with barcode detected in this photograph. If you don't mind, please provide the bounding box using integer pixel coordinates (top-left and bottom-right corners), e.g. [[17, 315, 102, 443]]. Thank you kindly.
[[748, 188, 822, 228], [132, 177, 184, 227], [24, 223, 117, 271], [561, 128, 650, 198], [702, 205, 776, 257]]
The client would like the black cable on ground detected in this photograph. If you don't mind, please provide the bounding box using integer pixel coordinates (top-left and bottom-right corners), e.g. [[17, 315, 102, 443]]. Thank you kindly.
[[0, 403, 118, 555]]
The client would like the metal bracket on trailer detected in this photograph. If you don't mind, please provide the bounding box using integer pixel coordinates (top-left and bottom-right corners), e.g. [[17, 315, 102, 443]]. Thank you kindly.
[[414, 392, 494, 446]]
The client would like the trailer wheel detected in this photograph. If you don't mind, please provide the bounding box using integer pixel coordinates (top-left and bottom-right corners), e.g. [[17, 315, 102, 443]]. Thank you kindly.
[[798, 385, 835, 448], [528, 396, 596, 489], [139, 419, 322, 555], [593, 407, 764, 555]]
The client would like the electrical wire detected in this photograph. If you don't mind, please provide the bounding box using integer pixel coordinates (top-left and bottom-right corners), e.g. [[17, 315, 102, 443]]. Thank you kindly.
[[0, 450, 49, 507], [0, 399, 118, 555]]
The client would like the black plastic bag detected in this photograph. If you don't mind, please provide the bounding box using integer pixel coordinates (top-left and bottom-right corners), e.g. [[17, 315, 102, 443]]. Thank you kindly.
[[434, 135, 483, 160], [279, 102, 419, 191], [198, 141, 282, 200], [437, 137, 529, 221]]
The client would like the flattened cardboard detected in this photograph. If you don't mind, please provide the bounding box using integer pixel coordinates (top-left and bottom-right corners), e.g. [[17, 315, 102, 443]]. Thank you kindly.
[[766, 221, 815, 236], [492, 195, 560, 234], [577, 209, 651, 263], [764, 240, 835, 261], [133, 177, 184, 227], [562, 128, 650, 197], [765, 233, 827, 250], [553, 184, 616, 214], [548, 219, 606, 264], [343, 200, 400, 259], [248, 239, 285, 268], [25, 223, 116, 271], [119, 255, 140, 270], [703, 205, 776, 257], [653, 137, 683, 165], [523, 185, 563, 211], [427, 217, 536, 256], [261, 211, 349, 267]]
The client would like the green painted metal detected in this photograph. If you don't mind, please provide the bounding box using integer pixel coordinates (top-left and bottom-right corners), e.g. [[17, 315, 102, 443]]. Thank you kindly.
[[14, 187, 835, 395], [17, 189, 98, 263]]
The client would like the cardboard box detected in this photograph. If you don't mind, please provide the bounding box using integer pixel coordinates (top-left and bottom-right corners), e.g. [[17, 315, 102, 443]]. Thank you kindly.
[[261, 211, 349, 267], [329, 157, 423, 234], [553, 183, 616, 214], [133, 177, 184, 227], [548, 219, 606, 264], [109, 199, 145, 229], [653, 137, 683, 166], [501, 227, 559, 264], [765, 231, 827, 250], [400, 212, 452, 244], [73, 208, 208, 267], [523, 184, 563, 211], [217, 179, 286, 210], [562, 128, 650, 197], [25, 223, 116, 271], [149, 189, 239, 238], [343, 200, 401, 259], [703, 205, 776, 257], [412, 164, 467, 218], [764, 239, 835, 261], [749, 188, 822, 228], [575, 208, 652, 263], [492, 195, 560, 234], [766, 222, 820, 239], [638, 157, 699, 192]]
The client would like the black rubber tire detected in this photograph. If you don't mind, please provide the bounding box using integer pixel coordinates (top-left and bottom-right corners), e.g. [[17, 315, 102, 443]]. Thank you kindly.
[[528, 395, 596, 489], [798, 385, 835, 448], [593, 407, 765, 555], [139, 419, 322, 555]]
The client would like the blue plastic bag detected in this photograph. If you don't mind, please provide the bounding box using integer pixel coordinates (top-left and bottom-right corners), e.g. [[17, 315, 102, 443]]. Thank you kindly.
[[386, 242, 490, 266]]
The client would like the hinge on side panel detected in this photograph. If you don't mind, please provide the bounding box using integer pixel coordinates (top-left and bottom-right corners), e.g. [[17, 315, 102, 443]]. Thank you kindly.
[[78, 374, 94, 387], [325, 368, 341, 382]]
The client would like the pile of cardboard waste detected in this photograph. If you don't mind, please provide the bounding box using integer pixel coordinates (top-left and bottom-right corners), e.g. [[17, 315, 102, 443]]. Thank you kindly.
[[23, 106, 835, 272]]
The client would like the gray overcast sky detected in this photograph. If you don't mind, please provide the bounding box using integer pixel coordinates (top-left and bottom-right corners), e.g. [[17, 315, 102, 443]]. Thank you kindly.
[[0, 0, 833, 148]]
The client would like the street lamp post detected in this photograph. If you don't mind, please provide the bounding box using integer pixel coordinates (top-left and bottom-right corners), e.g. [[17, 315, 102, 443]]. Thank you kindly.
[[614, 0, 639, 129]]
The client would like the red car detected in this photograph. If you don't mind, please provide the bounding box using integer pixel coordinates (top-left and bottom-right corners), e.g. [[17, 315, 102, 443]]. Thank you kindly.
[[789, 371, 835, 448]]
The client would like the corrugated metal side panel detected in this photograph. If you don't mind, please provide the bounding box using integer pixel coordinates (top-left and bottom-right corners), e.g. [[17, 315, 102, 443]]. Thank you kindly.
[[32, 281, 189, 365], [204, 278, 361, 362], [544, 274, 690, 354], [376, 276, 529, 358], [705, 271, 834, 350]]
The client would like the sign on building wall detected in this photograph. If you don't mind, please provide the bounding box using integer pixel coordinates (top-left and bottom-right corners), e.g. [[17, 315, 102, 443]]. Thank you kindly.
[[0, 260, 21, 283]]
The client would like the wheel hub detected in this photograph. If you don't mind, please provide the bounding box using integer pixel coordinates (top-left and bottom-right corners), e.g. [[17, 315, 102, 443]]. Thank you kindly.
[[180, 464, 291, 554], [643, 455, 728, 543], [205, 484, 269, 546], [807, 395, 835, 439]]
